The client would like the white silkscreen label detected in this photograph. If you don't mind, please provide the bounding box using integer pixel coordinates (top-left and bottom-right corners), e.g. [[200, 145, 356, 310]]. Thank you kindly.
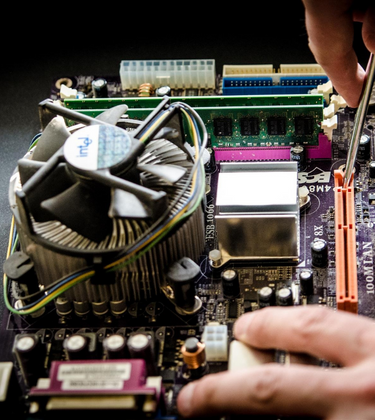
[[57, 362, 132, 390]]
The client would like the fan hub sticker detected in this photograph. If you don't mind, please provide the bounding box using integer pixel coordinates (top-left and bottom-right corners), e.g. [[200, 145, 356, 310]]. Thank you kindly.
[[64, 125, 132, 171]]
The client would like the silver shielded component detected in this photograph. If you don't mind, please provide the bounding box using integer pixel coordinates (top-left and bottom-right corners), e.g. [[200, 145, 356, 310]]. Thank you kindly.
[[215, 161, 300, 265]]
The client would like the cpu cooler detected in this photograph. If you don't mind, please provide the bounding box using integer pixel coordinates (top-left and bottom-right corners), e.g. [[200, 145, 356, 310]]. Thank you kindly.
[[6, 97, 206, 317]]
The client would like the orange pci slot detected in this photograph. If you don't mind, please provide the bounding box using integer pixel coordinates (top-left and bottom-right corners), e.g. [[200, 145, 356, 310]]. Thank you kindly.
[[334, 169, 358, 313]]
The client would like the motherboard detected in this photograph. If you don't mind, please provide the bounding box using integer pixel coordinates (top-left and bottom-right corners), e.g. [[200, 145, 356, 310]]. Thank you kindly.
[[1, 59, 375, 419]]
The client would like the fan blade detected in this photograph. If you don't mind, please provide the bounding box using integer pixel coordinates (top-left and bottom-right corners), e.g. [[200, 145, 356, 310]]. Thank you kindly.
[[88, 169, 168, 221], [18, 159, 44, 185], [24, 163, 76, 222], [137, 164, 187, 184], [109, 189, 152, 219], [95, 105, 128, 125], [32, 116, 70, 162], [40, 182, 112, 243]]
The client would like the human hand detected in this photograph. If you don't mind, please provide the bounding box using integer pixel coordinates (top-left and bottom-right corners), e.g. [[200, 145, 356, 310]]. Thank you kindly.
[[302, 0, 375, 107], [177, 305, 375, 419]]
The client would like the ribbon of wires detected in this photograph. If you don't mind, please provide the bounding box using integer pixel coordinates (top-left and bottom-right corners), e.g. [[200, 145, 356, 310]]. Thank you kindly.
[[3, 101, 207, 316]]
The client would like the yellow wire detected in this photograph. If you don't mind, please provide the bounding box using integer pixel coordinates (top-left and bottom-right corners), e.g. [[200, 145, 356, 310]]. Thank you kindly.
[[2, 216, 15, 304], [20, 270, 95, 314], [138, 110, 171, 143], [5, 216, 15, 258], [5, 105, 204, 313]]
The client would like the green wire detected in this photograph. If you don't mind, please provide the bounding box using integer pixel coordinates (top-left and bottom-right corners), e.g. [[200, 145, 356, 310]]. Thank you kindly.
[[5, 104, 206, 314]]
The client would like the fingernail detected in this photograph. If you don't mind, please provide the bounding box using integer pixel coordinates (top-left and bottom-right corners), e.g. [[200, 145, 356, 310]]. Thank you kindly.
[[177, 382, 196, 417], [233, 312, 255, 341]]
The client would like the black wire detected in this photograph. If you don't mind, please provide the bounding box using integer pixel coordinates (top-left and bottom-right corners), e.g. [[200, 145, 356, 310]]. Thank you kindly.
[[111, 102, 207, 262]]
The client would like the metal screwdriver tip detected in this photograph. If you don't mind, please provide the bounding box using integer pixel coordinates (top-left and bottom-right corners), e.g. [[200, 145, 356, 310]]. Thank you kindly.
[[343, 53, 375, 188]]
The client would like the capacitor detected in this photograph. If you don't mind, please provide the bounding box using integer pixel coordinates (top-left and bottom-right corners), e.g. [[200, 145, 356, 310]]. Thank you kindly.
[[357, 134, 371, 162], [103, 334, 128, 360], [13, 334, 46, 387], [257, 286, 276, 308], [64, 334, 90, 360], [181, 337, 208, 379], [299, 269, 314, 296], [92, 78, 108, 98], [167, 257, 200, 312], [55, 297, 73, 317], [369, 161, 375, 178], [221, 269, 240, 298], [276, 287, 294, 306], [290, 145, 306, 171], [311, 238, 328, 268], [156, 85, 172, 97], [127, 333, 156, 375]]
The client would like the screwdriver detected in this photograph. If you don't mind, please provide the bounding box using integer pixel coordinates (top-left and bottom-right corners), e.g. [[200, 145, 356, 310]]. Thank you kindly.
[[343, 52, 375, 188]]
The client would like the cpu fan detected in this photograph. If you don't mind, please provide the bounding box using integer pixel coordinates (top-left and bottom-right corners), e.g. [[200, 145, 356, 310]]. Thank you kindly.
[[16, 101, 189, 243], [8, 98, 205, 313]]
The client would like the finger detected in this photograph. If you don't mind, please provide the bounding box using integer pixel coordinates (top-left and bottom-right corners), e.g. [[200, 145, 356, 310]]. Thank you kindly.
[[302, 0, 365, 107], [233, 305, 375, 366], [177, 363, 338, 418], [362, 6, 375, 53]]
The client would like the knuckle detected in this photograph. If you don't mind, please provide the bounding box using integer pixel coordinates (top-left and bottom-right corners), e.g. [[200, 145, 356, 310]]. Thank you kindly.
[[293, 306, 332, 346], [246, 366, 282, 406]]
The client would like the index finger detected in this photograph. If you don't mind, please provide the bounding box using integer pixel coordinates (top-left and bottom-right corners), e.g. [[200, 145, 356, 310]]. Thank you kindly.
[[233, 305, 375, 366], [302, 0, 365, 107]]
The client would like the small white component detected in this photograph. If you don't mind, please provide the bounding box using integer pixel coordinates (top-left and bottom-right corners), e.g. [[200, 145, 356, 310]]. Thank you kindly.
[[298, 185, 310, 209], [322, 93, 347, 121], [330, 94, 347, 112], [292, 281, 300, 305], [279, 63, 325, 74], [322, 114, 338, 140], [120, 59, 216, 90], [228, 340, 273, 371], [223, 64, 274, 76], [201, 323, 228, 361], [323, 103, 335, 119], [60, 84, 78, 99], [317, 80, 333, 102]]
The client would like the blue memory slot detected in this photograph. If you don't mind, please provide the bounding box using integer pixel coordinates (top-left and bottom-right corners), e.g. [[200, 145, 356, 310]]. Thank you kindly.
[[280, 76, 329, 86], [222, 85, 316, 95], [222, 75, 329, 95], [222, 77, 274, 87]]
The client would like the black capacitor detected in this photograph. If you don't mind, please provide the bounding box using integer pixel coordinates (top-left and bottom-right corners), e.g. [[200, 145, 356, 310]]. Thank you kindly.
[[357, 134, 371, 162], [103, 334, 128, 360], [127, 333, 156, 375], [221, 269, 240, 298], [276, 287, 294, 306], [13, 334, 46, 387], [64, 334, 90, 360], [92, 78, 108, 98], [185, 337, 199, 353], [257, 286, 276, 308], [290, 145, 306, 171], [369, 161, 375, 178], [299, 269, 314, 296], [167, 257, 200, 311], [311, 238, 328, 268]]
